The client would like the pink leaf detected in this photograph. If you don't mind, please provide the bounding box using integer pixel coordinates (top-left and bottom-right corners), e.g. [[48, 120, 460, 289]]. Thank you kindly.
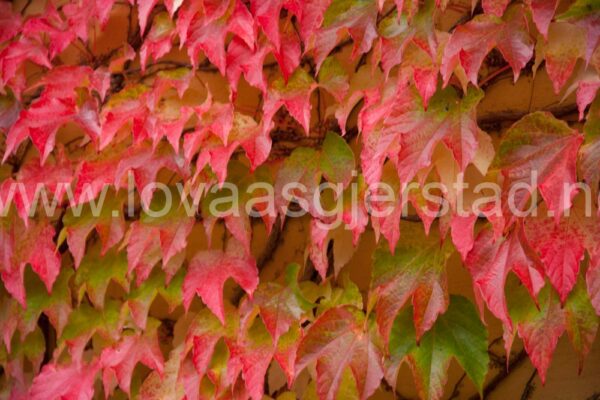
[[482, 0, 510, 16], [183, 243, 259, 323], [528, 0, 559, 38], [101, 332, 164, 395], [295, 306, 384, 400], [29, 361, 100, 400], [442, 6, 533, 85], [0, 217, 60, 307], [524, 215, 586, 303]]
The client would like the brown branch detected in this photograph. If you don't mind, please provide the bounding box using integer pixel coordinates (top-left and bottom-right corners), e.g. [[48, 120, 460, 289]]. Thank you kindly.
[[480, 65, 511, 88], [468, 350, 528, 400], [520, 369, 537, 400], [354, 52, 368, 72], [20, 0, 33, 15], [477, 104, 578, 129], [256, 219, 284, 269], [447, 373, 467, 400]]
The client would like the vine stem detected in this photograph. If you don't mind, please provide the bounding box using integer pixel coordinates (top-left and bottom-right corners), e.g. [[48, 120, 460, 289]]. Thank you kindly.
[[480, 64, 512, 87], [468, 350, 528, 400], [520, 369, 538, 400]]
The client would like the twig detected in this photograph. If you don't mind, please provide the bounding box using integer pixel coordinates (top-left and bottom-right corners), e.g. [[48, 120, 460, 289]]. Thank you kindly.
[[520, 369, 537, 400], [21, 0, 33, 14], [478, 104, 578, 128], [468, 350, 528, 400], [256, 219, 284, 268], [480, 64, 511, 87], [354, 52, 368, 72], [447, 373, 467, 400]]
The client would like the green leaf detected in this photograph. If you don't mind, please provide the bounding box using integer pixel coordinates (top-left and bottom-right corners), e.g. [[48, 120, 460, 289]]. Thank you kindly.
[[274, 147, 322, 214], [319, 273, 363, 312], [387, 295, 489, 400], [75, 245, 128, 308], [61, 191, 126, 268], [320, 131, 355, 188], [252, 263, 313, 342], [370, 222, 453, 343], [61, 300, 121, 345], [564, 279, 599, 372], [295, 305, 384, 400], [126, 269, 182, 329], [557, 0, 600, 20], [318, 57, 349, 101], [9, 327, 45, 371], [493, 111, 583, 221], [22, 267, 73, 339]]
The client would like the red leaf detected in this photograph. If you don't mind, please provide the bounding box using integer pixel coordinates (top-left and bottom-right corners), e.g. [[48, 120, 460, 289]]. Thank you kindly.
[[0, 37, 50, 94], [152, 67, 194, 101], [228, 0, 257, 50], [0, 2, 21, 43], [226, 37, 269, 97], [228, 319, 275, 400], [575, 75, 600, 120], [541, 22, 587, 93], [273, 22, 301, 82], [0, 216, 61, 307], [450, 213, 477, 261], [295, 0, 332, 44], [524, 212, 586, 303], [22, 4, 75, 59], [295, 306, 384, 400], [12, 154, 72, 222], [309, 219, 330, 280], [73, 155, 120, 206], [362, 82, 484, 186], [25, 68, 91, 114], [186, 13, 228, 73], [164, 0, 183, 16], [441, 5, 533, 85], [251, 263, 310, 344], [137, 0, 159, 34], [140, 12, 175, 72], [126, 193, 193, 284], [29, 360, 100, 400], [371, 222, 452, 343], [262, 68, 316, 134], [114, 141, 188, 209], [4, 96, 78, 165], [101, 330, 165, 395], [99, 85, 153, 149], [528, 0, 559, 38], [250, 0, 285, 51], [183, 242, 259, 323], [482, 0, 510, 16], [512, 288, 566, 383], [309, 0, 378, 71], [466, 226, 544, 347], [186, 306, 237, 381], [580, 135, 600, 196], [496, 112, 583, 224]]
